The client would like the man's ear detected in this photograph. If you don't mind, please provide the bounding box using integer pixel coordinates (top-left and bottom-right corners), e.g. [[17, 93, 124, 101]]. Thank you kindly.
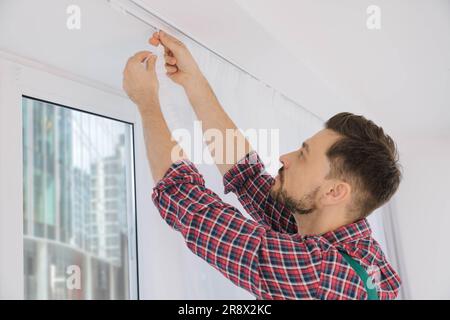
[[322, 180, 351, 205]]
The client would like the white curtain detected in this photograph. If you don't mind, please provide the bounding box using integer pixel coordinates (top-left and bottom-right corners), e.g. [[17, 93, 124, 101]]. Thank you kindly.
[[142, 27, 390, 299]]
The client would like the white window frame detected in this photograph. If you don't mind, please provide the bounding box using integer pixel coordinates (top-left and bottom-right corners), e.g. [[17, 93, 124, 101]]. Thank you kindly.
[[0, 52, 149, 300]]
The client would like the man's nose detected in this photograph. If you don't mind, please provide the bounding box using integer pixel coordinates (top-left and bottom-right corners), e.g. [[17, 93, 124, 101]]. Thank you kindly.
[[279, 154, 289, 168]]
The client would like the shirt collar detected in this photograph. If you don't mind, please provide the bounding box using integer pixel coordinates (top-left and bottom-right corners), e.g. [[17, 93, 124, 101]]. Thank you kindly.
[[320, 218, 372, 244]]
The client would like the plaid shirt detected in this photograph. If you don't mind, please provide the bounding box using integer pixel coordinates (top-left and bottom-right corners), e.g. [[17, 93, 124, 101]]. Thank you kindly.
[[152, 151, 401, 299]]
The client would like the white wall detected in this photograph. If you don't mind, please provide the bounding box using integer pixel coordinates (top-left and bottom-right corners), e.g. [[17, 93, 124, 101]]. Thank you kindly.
[[391, 136, 450, 299]]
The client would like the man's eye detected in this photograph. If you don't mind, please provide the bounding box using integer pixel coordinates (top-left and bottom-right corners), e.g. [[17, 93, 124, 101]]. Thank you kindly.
[[299, 150, 304, 157]]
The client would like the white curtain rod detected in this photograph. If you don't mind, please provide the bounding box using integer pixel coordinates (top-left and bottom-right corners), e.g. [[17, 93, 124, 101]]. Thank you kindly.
[[107, 0, 323, 122], [108, 0, 265, 84]]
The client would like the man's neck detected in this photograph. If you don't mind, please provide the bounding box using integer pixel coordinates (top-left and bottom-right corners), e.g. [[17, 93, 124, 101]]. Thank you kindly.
[[294, 209, 351, 236]]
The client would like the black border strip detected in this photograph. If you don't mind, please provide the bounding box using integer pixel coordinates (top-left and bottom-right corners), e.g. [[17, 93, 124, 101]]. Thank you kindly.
[[22, 95, 134, 126]]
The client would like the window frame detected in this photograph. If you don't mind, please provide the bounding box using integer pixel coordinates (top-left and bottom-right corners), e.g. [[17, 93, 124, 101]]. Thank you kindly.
[[0, 54, 145, 300]]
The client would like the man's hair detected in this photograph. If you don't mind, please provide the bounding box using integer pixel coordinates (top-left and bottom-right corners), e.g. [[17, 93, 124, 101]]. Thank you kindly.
[[324, 112, 402, 219]]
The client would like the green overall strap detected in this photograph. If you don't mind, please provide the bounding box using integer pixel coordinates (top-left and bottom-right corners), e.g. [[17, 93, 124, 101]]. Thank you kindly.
[[339, 251, 379, 300]]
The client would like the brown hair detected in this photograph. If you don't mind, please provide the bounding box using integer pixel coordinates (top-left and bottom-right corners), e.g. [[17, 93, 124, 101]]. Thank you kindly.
[[325, 112, 402, 218]]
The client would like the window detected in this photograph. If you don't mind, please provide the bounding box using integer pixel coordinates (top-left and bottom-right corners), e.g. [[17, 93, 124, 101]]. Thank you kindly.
[[22, 96, 137, 300], [105, 189, 119, 199], [106, 213, 118, 222], [105, 201, 119, 211]]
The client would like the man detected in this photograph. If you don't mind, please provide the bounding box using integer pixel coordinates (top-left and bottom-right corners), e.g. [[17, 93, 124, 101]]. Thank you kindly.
[[122, 30, 402, 299]]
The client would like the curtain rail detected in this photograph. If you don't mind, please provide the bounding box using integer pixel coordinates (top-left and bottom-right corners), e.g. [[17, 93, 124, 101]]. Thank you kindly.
[[108, 0, 323, 122]]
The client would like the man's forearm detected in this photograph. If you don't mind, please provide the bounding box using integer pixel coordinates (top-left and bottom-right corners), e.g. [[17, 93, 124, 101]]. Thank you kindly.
[[138, 97, 186, 182], [183, 74, 252, 175]]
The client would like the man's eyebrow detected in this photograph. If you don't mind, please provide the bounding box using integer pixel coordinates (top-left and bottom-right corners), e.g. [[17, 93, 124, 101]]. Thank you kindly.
[[302, 141, 310, 153]]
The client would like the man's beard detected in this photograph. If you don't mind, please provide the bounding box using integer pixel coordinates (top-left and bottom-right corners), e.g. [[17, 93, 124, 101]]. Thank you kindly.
[[270, 170, 320, 215]]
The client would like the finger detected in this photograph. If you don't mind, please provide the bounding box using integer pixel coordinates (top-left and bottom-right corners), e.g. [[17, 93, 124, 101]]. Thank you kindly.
[[164, 54, 177, 65], [130, 51, 153, 63], [148, 33, 172, 58], [149, 34, 172, 56], [158, 31, 173, 56], [164, 64, 178, 73], [160, 40, 172, 56], [149, 31, 160, 46], [164, 46, 172, 57], [159, 30, 184, 55], [149, 37, 160, 46], [146, 54, 157, 71]]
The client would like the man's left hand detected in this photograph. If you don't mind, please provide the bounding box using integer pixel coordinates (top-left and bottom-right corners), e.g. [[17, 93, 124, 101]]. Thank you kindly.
[[123, 51, 159, 112]]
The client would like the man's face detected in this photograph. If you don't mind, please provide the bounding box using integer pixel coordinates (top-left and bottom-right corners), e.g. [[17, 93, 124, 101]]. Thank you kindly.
[[270, 129, 344, 215]]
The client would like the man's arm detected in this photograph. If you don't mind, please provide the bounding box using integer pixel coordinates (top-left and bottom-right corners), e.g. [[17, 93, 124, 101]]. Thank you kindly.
[[150, 30, 252, 175], [149, 31, 297, 234], [182, 75, 252, 175], [223, 151, 298, 234], [151, 158, 321, 299], [139, 99, 186, 182], [122, 50, 186, 183]]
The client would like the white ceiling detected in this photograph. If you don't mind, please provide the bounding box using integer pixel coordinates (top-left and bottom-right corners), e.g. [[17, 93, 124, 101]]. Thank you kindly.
[[142, 0, 450, 139], [231, 0, 450, 140], [1, 0, 449, 140]]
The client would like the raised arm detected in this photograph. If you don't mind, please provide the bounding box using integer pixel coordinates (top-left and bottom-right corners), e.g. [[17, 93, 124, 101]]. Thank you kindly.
[[149, 31, 297, 234], [122, 50, 187, 183], [150, 30, 252, 175]]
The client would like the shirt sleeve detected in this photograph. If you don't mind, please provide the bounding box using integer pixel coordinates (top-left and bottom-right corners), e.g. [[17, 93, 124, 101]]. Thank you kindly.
[[151, 159, 321, 299], [223, 151, 298, 234]]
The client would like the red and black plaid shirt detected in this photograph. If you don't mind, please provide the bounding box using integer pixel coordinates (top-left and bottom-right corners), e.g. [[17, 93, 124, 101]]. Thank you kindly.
[[152, 151, 401, 299]]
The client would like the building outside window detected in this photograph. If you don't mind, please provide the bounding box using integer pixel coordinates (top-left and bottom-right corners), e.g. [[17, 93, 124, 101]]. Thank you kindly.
[[22, 96, 137, 300]]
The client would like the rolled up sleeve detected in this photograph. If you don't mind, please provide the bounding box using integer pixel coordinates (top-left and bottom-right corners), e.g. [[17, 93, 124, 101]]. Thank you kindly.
[[151, 159, 264, 296], [223, 151, 297, 234], [151, 159, 320, 299]]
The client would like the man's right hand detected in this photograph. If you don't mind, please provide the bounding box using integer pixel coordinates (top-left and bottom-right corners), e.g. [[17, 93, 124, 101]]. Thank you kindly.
[[150, 30, 252, 176], [149, 30, 204, 87]]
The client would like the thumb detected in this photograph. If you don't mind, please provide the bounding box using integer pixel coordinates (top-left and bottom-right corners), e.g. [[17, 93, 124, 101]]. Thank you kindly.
[[146, 54, 157, 71], [159, 30, 185, 55]]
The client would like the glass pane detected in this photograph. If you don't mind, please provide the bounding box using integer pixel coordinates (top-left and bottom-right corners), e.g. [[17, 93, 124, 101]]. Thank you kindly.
[[22, 96, 137, 299]]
